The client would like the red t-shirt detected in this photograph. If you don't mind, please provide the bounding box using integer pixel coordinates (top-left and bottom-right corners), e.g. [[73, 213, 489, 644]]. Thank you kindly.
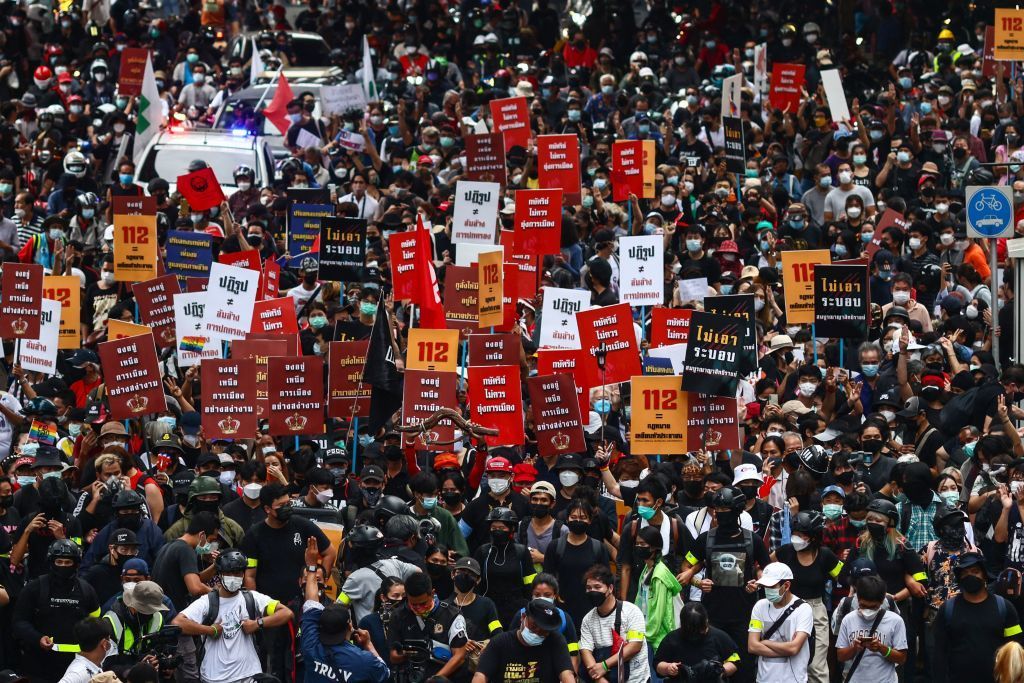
[[70, 376, 102, 407]]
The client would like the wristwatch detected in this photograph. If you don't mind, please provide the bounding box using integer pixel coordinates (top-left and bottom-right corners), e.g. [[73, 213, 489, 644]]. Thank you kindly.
[[306, 565, 320, 574], [257, 617, 265, 630]]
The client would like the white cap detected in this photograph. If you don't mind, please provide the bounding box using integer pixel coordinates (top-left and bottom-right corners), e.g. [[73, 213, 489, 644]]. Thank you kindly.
[[756, 562, 794, 586], [584, 410, 602, 435], [732, 463, 762, 485]]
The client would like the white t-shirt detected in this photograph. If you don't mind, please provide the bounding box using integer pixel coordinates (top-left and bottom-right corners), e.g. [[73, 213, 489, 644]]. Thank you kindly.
[[180, 590, 277, 683], [0, 392, 23, 456], [579, 600, 649, 683], [748, 597, 814, 683]]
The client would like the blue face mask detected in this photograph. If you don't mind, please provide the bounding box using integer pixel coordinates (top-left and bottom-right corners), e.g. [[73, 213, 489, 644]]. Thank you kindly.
[[789, 219, 805, 230], [582, 195, 594, 208], [637, 505, 657, 520], [764, 586, 784, 604], [833, 244, 848, 258], [21, 443, 38, 457], [899, 77, 912, 89], [568, 109, 581, 122], [17, 475, 36, 487], [849, 518, 866, 528], [963, 441, 977, 458], [879, 271, 893, 281], [388, 125, 400, 136], [760, 240, 771, 252], [421, 496, 437, 510], [358, 434, 374, 447], [721, 284, 733, 295], [119, 173, 133, 185], [818, 177, 832, 189], [594, 399, 611, 414], [158, 416, 177, 429], [861, 232, 873, 244], [521, 625, 546, 646], [920, 102, 932, 115], [860, 363, 879, 378]]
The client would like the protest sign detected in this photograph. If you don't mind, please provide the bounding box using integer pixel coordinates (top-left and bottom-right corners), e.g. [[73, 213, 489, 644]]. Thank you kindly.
[[538, 286, 589, 349], [456, 244, 503, 268], [443, 264, 479, 335], [333, 129, 365, 152], [612, 140, 645, 201], [186, 278, 209, 292], [650, 308, 692, 348], [112, 196, 158, 283], [452, 181, 499, 244], [814, 264, 869, 338], [465, 133, 507, 184], [513, 189, 562, 255], [821, 70, 852, 128], [704, 294, 758, 375], [43, 275, 80, 349], [177, 168, 224, 212], [261, 258, 281, 300], [0, 263, 42, 339], [536, 348, 590, 418], [753, 43, 768, 94], [287, 203, 333, 256], [401, 370, 457, 449], [537, 134, 581, 203], [165, 231, 213, 280], [687, 394, 740, 451], [995, 9, 1024, 59], [630, 376, 689, 455], [203, 262, 260, 340], [117, 47, 148, 96], [14, 299, 59, 374], [644, 356, 675, 375], [769, 63, 805, 112], [478, 249, 503, 328], [468, 333, 519, 366], [132, 275, 180, 349], [407, 328, 459, 373], [98, 332, 167, 419], [723, 116, 746, 174], [527, 374, 586, 457], [489, 97, 531, 151], [677, 277, 709, 305], [233, 338, 291, 418], [173, 292, 222, 367], [201, 359, 258, 440], [251, 297, 299, 335], [389, 232, 418, 299], [108, 320, 151, 340], [218, 249, 261, 272], [782, 249, 830, 324], [320, 83, 368, 115], [983, 25, 996, 76], [647, 343, 687, 375], [497, 262, 519, 332], [499, 230, 539, 301], [576, 303, 640, 386], [327, 340, 371, 418], [268, 356, 324, 435], [865, 209, 909, 260], [681, 311, 744, 398], [317, 216, 366, 281], [468, 364, 524, 446], [619, 236, 663, 306]]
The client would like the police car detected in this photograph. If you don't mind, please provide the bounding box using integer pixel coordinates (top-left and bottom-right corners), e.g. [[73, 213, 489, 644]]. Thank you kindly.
[[134, 128, 276, 196]]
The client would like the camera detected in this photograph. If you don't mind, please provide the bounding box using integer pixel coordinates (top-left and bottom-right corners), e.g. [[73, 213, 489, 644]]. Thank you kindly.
[[138, 625, 182, 678], [395, 639, 431, 683], [103, 477, 125, 498]]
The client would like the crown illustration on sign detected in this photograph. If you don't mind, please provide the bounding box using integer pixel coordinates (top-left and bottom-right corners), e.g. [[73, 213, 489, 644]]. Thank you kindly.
[[11, 318, 28, 336], [218, 415, 241, 435], [256, 404, 266, 417], [552, 432, 570, 451], [159, 327, 176, 344], [705, 428, 722, 448], [126, 394, 149, 413], [285, 412, 308, 431], [418, 429, 441, 445]]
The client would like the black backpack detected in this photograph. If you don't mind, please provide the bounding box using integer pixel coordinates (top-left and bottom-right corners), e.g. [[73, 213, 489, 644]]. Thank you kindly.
[[939, 386, 981, 436], [199, 589, 266, 662]]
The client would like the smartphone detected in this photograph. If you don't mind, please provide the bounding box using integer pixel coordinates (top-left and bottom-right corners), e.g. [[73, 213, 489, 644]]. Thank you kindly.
[[768, 394, 779, 406]]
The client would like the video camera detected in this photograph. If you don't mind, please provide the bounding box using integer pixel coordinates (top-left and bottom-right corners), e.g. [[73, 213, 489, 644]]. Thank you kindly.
[[395, 638, 431, 683], [138, 625, 183, 678]]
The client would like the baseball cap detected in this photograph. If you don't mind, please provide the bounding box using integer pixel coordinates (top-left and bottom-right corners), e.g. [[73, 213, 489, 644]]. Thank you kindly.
[[453, 557, 482, 576], [122, 557, 150, 575], [821, 485, 846, 499], [525, 598, 562, 631], [68, 348, 100, 368], [732, 463, 762, 485], [485, 456, 514, 473], [896, 396, 923, 418], [111, 529, 140, 546], [756, 562, 794, 586], [433, 453, 461, 471], [553, 453, 584, 471], [954, 550, 994, 578], [180, 412, 201, 435], [530, 481, 557, 498], [359, 464, 385, 482]]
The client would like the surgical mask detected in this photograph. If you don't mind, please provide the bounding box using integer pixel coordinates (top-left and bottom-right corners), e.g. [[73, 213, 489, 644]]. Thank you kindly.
[[861, 363, 879, 378], [119, 173, 133, 185], [637, 505, 656, 520], [765, 586, 784, 604], [754, 298, 765, 312], [102, 272, 116, 285], [760, 240, 771, 251], [897, 151, 911, 163], [14, 208, 26, 220], [818, 176, 832, 188], [489, 477, 510, 495], [853, 154, 867, 165], [222, 575, 243, 592], [70, 105, 83, 115], [315, 488, 334, 504], [421, 495, 437, 510], [190, 213, 204, 224], [919, 102, 932, 114], [966, 304, 979, 319], [602, 85, 614, 95], [358, 434, 373, 447], [582, 195, 594, 208], [790, 537, 809, 551], [822, 503, 843, 520], [439, 136, 454, 148], [568, 109, 581, 122], [892, 291, 910, 305], [858, 607, 879, 620], [847, 206, 862, 219], [939, 491, 960, 507], [17, 475, 36, 487], [48, 228, 63, 241], [940, 233, 955, 245], [360, 302, 378, 316], [237, 181, 251, 192], [838, 171, 853, 184], [593, 399, 611, 414], [243, 483, 262, 499], [158, 416, 177, 429], [594, 178, 608, 190], [521, 625, 546, 646], [686, 239, 701, 252], [963, 440, 977, 458], [661, 194, 676, 206], [798, 382, 817, 397], [559, 471, 580, 487], [881, 410, 896, 423], [218, 471, 234, 486], [309, 315, 327, 329], [870, 130, 885, 142], [834, 244, 848, 258], [860, 232, 873, 244]]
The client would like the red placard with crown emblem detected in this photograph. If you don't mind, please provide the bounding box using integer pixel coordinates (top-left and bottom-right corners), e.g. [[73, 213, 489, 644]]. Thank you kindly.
[[97, 332, 167, 420], [0, 263, 43, 340], [201, 359, 258, 440], [132, 274, 181, 349], [686, 394, 740, 451], [526, 374, 586, 457], [267, 356, 324, 435]]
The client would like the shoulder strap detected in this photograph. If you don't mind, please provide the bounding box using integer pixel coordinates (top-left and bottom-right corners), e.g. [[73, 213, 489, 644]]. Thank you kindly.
[[943, 596, 957, 624], [995, 594, 1008, 623], [590, 537, 603, 558], [613, 599, 622, 636], [762, 599, 805, 641], [202, 590, 219, 627], [241, 589, 258, 620], [555, 534, 568, 559], [368, 561, 390, 584], [844, 608, 888, 683]]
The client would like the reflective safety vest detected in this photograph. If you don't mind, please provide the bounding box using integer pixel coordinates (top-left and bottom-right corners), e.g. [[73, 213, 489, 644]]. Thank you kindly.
[[103, 604, 165, 655]]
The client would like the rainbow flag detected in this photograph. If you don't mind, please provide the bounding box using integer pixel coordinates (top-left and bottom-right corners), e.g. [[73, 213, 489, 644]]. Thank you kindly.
[[180, 336, 206, 353], [29, 419, 57, 445]]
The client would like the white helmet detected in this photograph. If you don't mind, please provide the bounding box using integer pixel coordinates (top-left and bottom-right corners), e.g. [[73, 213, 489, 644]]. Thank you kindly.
[[63, 150, 88, 177]]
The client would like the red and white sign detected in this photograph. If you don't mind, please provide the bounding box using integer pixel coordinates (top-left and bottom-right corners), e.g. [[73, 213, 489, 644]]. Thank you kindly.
[[267, 356, 324, 435], [650, 308, 692, 348], [536, 348, 590, 419], [219, 249, 262, 272], [537, 135, 581, 204], [250, 297, 299, 335], [401, 370, 457, 450], [443, 265, 479, 335], [389, 231, 418, 300], [201, 359, 258, 441], [611, 140, 645, 202], [327, 340, 371, 419], [513, 189, 562, 256], [499, 230, 539, 302], [468, 364, 524, 446], [260, 258, 281, 300], [527, 374, 586, 457], [0, 263, 43, 340], [232, 338, 292, 418], [576, 303, 640, 385], [98, 332, 167, 420], [465, 132, 507, 184], [468, 333, 519, 366], [686, 394, 741, 451], [769, 63, 806, 112], [489, 97, 531, 152], [132, 275, 181, 349]]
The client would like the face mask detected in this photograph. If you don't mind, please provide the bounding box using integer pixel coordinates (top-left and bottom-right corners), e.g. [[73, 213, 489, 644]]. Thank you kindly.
[[316, 488, 334, 504], [791, 536, 810, 551], [582, 195, 594, 209], [361, 487, 382, 506], [102, 272, 116, 285], [966, 304, 979, 319], [490, 528, 511, 546], [14, 208, 26, 220], [686, 239, 702, 252], [42, 471, 62, 481], [818, 176, 832, 189], [222, 575, 243, 592], [822, 503, 844, 520], [897, 151, 911, 163], [838, 171, 853, 184], [559, 471, 580, 487], [593, 399, 611, 414], [453, 573, 477, 592], [489, 478, 510, 495], [798, 382, 817, 398], [0, 494, 12, 509], [594, 178, 608, 190], [861, 363, 879, 378], [637, 505, 657, 521], [566, 108, 582, 123], [309, 315, 328, 329], [275, 504, 293, 522], [847, 206, 862, 219], [892, 291, 910, 305], [959, 574, 985, 594], [586, 589, 607, 607], [962, 441, 977, 458], [183, 434, 201, 448], [567, 519, 589, 535], [360, 302, 378, 316], [834, 244, 848, 258], [243, 483, 262, 500], [858, 607, 879, 620], [760, 239, 771, 252], [521, 624, 546, 646], [765, 586, 784, 604], [938, 232, 955, 246], [530, 503, 551, 519], [919, 102, 932, 115], [867, 522, 887, 540], [17, 475, 36, 487], [118, 512, 143, 531], [190, 213, 204, 225], [661, 194, 676, 207], [853, 154, 868, 165]]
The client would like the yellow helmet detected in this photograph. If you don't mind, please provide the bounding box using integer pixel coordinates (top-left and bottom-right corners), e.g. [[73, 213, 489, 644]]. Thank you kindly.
[[938, 28, 955, 40]]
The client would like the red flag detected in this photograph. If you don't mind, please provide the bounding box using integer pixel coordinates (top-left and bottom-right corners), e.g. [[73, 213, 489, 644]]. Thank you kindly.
[[412, 216, 445, 329], [262, 73, 294, 135], [176, 168, 225, 212]]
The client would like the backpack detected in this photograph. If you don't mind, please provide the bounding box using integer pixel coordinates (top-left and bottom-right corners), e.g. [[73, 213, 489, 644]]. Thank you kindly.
[[942, 592, 1008, 626], [706, 527, 758, 571], [554, 534, 603, 562], [625, 513, 682, 564], [200, 589, 266, 662], [997, 568, 1024, 599], [518, 517, 564, 548], [939, 386, 981, 436]]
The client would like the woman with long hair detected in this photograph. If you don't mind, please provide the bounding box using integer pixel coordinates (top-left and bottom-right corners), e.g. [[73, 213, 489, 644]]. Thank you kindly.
[[995, 641, 1024, 683], [635, 525, 682, 683], [356, 576, 404, 657]]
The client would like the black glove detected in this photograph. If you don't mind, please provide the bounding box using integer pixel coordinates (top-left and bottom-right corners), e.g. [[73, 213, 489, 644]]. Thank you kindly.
[[690, 659, 725, 680]]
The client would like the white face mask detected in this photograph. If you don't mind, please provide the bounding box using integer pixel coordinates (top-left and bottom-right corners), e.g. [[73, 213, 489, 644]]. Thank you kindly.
[[222, 575, 243, 592], [237, 181, 251, 192], [243, 483, 262, 499], [559, 471, 580, 487], [939, 233, 955, 246], [881, 410, 895, 423], [798, 382, 817, 398], [488, 477, 510, 495], [791, 536, 810, 551], [892, 291, 910, 305], [218, 471, 234, 486], [935, 202, 949, 213], [838, 171, 853, 185], [858, 607, 879, 620], [315, 488, 334, 503], [101, 271, 116, 285], [908, 237, 922, 250], [846, 206, 862, 218]]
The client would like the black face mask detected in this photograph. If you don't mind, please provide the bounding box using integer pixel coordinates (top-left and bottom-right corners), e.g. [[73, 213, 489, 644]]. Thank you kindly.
[[530, 503, 551, 520], [682, 480, 704, 498], [939, 525, 964, 547], [784, 452, 802, 469], [717, 510, 740, 532], [117, 513, 143, 531], [426, 563, 447, 579], [586, 589, 607, 607], [567, 519, 589, 535], [490, 528, 511, 546], [246, 234, 262, 247], [52, 564, 77, 580], [583, 475, 602, 490], [867, 522, 887, 540], [959, 574, 985, 594], [861, 439, 884, 454], [192, 499, 220, 515], [635, 545, 655, 561], [275, 504, 293, 523], [361, 487, 382, 507], [441, 491, 462, 507], [453, 573, 477, 593], [835, 471, 855, 485], [303, 273, 318, 286], [0, 494, 12, 509], [738, 485, 759, 501]]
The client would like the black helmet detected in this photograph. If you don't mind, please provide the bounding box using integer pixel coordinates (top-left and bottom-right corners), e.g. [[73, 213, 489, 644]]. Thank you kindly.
[[934, 504, 968, 530], [47, 538, 82, 565], [866, 498, 899, 526], [710, 487, 746, 512], [486, 507, 518, 525], [798, 445, 831, 475], [233, 164, 255, 180], [216, 549, 249, 573], [372, 495, 409, 526], [111, 488, 145, 510], [792, 510, 826, 538], [348, 525, 384, 550], [385, 514, 420, 541]]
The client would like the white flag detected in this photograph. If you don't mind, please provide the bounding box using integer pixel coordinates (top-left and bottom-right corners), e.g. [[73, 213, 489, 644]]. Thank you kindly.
[[249, 39, 264, 85], [134, 54, 164, 165], [362, 36, 378, 102]]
